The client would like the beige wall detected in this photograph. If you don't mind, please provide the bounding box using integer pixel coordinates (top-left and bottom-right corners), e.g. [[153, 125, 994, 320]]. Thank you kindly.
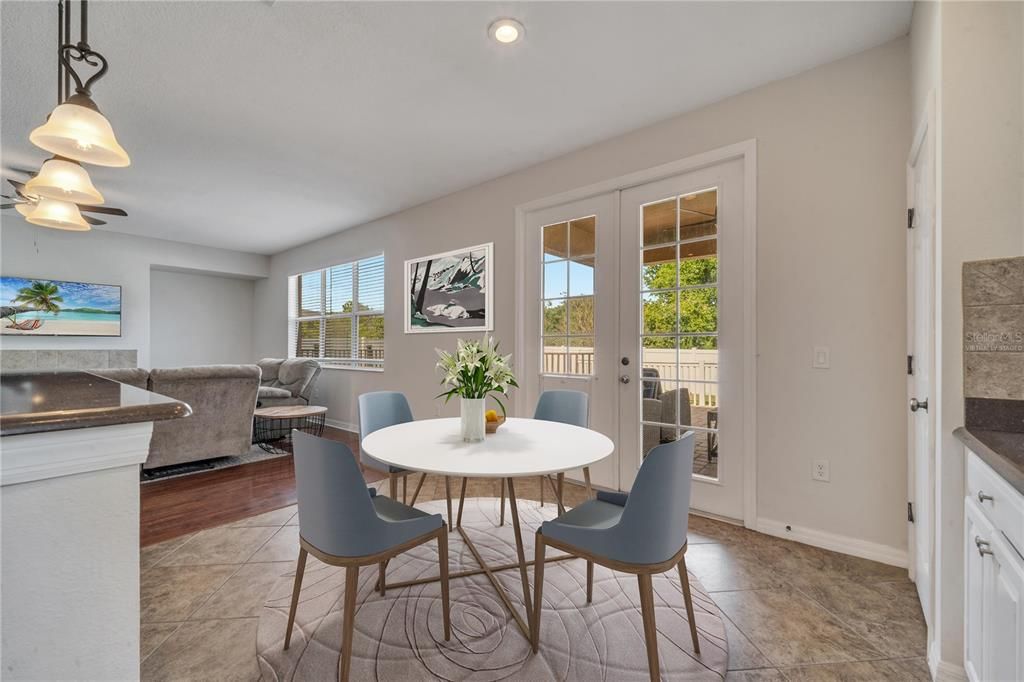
[[255, 38, 911, 555], [0, 223, 268, 367]]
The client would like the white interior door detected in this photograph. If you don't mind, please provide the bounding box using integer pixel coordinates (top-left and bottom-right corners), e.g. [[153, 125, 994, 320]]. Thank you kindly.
[[907, 107, 936, 626], [618, 159, 746, 519], [521, 194, 619, 489]]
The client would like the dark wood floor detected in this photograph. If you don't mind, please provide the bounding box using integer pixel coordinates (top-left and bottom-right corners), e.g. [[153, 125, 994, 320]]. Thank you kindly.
[[140, 427, 376, 546]]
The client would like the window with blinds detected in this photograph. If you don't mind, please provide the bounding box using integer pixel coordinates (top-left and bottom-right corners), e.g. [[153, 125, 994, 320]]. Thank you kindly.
[[288, 254, 385, 369]]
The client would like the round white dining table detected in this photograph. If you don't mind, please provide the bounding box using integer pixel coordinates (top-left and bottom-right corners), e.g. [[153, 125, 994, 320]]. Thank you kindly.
[[361, 416, 614, 640]]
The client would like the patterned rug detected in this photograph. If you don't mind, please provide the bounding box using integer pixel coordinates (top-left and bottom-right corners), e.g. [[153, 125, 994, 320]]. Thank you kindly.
[[256, 498, 728, 680]]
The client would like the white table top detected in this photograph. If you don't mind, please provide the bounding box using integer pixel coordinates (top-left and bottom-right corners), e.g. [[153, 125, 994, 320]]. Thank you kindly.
[[361, 417, 614, 478]]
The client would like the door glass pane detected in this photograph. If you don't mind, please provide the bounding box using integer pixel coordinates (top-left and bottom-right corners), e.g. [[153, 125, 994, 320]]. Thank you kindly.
[[568, 260, 594, 296], [638, 188, 719, 480], [543, 300, 566, 335], [566, 337, 595, 375], [642, 198, 677, 247], [544, 261, 568, 299], [544, 222, 568, 261], [542, 337, 568, 374], [568, 216, 596, 258], [567, 296, 594, 335]]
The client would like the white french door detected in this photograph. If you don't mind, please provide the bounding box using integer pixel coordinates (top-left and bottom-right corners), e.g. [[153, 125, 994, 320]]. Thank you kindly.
[[521, 194, 620, 489], [520, 151, 752, 520], [618, 159, 746, 518]]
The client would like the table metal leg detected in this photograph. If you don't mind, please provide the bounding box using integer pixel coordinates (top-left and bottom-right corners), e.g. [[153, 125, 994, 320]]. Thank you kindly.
[[456, 477, 468, 528], [505, 478, 534, 634]]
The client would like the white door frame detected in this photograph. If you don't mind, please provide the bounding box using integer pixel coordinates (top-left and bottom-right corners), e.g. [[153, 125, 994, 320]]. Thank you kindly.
[[906, 93, 937, 625], [514, 139, 758, 527]]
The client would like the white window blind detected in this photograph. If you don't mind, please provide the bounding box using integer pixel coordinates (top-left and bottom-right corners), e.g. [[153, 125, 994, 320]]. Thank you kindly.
[[288, 254, 385, 369]]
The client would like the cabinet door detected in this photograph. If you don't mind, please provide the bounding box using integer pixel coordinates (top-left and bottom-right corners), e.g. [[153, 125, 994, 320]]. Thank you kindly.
[[964, 497, 994, 682], [986, 532, 1024, 682]]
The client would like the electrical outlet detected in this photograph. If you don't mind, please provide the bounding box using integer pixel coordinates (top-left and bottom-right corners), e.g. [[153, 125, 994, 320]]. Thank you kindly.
[[813, 346, 830, 369], [812, 459, 830, 482]]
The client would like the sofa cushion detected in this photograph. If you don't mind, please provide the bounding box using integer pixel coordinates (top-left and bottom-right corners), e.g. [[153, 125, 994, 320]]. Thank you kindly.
[[257, 358, 284, 386], [258, 385, 293, 400]]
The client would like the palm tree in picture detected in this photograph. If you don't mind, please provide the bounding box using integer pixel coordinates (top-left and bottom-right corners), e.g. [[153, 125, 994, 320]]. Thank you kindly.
[[11, 281, 63, 324]]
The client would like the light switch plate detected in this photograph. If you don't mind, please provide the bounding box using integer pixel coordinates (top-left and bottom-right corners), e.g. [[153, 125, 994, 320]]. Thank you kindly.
[[813, 346, 830, 369]]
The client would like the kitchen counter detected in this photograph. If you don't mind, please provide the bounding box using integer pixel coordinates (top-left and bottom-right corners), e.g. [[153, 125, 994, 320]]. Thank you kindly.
[[955, 427, 1024, 496], [0, 370, 190, 437]]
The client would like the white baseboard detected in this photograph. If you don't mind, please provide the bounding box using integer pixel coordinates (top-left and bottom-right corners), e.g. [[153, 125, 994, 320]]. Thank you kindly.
[[325, 418, 358, 434], [929, 639, 967, 681], [755, 517, 909, 568]]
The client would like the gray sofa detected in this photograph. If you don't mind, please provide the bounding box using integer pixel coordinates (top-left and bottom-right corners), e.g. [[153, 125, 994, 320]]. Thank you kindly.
[[256, 358, 321, 407], [94, 365, 261, 470]]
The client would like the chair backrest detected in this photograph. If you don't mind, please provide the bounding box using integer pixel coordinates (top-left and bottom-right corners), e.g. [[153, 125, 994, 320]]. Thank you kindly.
[[358, 391, 414, 437], [292, 431, 385, 557], [533, 390, 589, 427], [616, 432, 695, 565]]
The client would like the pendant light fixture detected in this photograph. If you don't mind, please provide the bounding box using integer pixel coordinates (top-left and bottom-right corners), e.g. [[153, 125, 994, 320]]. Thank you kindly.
[[30, 0, 130, 167], [24, 156, 104, 205], [24, 197, 91, 231]]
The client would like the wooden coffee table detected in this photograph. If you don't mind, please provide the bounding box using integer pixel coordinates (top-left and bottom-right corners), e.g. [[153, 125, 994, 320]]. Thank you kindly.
[[253, 405, 328, 454]]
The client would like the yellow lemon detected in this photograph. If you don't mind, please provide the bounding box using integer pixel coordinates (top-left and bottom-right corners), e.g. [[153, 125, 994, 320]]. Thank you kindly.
[[485, 409, 499, 422]]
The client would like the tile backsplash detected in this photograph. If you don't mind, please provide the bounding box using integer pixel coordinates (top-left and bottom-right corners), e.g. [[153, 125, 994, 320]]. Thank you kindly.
[[963, 256, 1024, 401], [0, 349, 138, 373]]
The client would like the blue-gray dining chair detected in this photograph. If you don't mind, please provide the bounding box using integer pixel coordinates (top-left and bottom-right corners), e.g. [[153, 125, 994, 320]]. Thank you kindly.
[[358, 391, 437, 515], [286, 431, 450, 682], [531, 432, 700, 682]]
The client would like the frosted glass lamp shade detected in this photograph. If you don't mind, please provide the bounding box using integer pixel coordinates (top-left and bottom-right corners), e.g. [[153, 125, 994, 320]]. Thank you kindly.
[[29, 96, 130, 168], [24, 158, 104, 205], [15, 200, 35, 217], [25, 197, 91, 231]]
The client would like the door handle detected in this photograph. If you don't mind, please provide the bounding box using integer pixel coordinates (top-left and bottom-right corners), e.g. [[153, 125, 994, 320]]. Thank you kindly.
[[975, 536, 994, 557], [910, 398, 928, 412], [619, 375, 630, 384]]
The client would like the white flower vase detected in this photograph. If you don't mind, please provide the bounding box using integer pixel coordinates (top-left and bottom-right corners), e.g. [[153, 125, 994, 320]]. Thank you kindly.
[[460, 398, 486, 442]]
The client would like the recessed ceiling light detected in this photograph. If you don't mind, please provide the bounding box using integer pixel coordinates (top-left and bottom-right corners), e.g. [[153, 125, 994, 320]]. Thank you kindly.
[[489, 18, 524, 45]]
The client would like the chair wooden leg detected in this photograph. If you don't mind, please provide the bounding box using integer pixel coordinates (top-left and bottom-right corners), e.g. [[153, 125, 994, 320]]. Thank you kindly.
[[586, 560, 594, 603], [378, 561, 386, 596], [444, 477, 453, 530], [678, 556, 701, 655], [389, 474, 398, 500], [438, 528, 451, 641], [583, 466, 593, 498], [539, 475, 544, 506], [456, 477, 468, 528], [531, 533, 546, 652], [283, 547, 307, 650], [402, 474, 407, 504], [637, 573, 661, 682], [556, 473, 565, 515], [499, 478, 506, 526], [339, 565, 359, 682], [409, 472, 427, 506]]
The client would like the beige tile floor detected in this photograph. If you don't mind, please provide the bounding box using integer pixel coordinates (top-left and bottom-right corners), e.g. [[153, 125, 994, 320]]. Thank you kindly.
[[140, 476, 929, 681]]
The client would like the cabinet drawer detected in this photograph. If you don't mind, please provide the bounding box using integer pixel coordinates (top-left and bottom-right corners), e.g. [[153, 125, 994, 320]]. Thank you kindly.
[[967, 450, 1024, 557]]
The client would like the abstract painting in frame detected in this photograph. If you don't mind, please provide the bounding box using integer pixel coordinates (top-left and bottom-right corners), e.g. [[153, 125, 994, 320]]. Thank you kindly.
[[405, 242, 492, 333], [1, 276, 122, 337]]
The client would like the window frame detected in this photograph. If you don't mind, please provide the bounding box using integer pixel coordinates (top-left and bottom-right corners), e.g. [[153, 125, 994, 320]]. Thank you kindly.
[[288, 254, 385, 371]]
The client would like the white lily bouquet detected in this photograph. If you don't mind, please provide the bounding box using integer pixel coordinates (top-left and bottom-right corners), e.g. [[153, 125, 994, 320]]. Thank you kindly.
[[436, 335, 518, 442]]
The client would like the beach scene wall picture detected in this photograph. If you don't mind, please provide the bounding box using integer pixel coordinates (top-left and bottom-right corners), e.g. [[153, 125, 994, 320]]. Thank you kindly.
[[1, 276, 122, 337], [405, 242, 492, 333]]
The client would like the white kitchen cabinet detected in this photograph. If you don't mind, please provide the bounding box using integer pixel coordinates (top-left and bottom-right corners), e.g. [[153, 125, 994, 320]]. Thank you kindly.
[[964, 451, 1024, 682]]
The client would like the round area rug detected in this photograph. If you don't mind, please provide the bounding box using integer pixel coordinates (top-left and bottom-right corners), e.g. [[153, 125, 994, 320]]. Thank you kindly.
[[256, 498, 728, 680]]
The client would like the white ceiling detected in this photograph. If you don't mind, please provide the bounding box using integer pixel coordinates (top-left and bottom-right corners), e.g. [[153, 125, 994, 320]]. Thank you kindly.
[[1, 1, 911, 255]]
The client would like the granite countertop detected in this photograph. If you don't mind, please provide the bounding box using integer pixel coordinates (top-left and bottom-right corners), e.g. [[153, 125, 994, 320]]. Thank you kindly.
[[955, 427, 1024, 496], [0, 371, 191, 437]]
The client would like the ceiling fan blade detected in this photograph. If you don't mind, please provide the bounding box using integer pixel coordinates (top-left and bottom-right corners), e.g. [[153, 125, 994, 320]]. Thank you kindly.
[[82, 214, 107, 226], [78, 205, 127, 217], [7, 179, 25, 191], [1, 203, 19, 210]]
